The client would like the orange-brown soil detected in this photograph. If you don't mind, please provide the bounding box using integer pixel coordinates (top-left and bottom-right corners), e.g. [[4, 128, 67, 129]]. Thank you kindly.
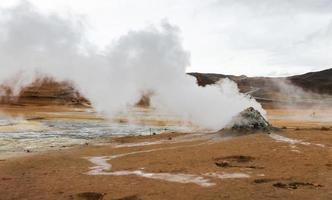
[[0, 105, 331, 200]]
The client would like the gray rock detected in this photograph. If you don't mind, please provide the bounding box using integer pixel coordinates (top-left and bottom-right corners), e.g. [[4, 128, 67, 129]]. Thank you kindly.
[[229, 107, 272, 132]]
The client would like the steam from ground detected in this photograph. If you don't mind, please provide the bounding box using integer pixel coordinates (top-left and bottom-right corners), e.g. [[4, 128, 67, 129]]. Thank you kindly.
[[272, 79, 332, 108], [0, 2, 264, 130]]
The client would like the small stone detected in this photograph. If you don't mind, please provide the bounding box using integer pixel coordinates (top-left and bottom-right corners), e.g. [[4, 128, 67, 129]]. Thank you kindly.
[[215, 161, 231, 167], [69, 192, 105, 200]]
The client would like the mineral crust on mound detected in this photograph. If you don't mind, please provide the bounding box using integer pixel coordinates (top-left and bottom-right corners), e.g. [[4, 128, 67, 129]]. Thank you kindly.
[[229, 107, 272, 132]]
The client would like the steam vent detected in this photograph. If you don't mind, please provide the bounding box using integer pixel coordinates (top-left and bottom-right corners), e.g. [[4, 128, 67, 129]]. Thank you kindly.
[[230, 107, 272, 132]]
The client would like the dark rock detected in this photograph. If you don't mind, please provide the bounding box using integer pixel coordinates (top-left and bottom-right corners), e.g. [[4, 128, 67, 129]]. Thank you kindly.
[[222, 155, 254, 163], [215, 160, 231, 168], [112, 195, 141, 200], [69, 192, 104, 200], [254, 179, 276, 184], [273, 182, 288, 189], [27, 117, 45, 121], [321, 126, 330, 131], [273, 181, 323, 189], [214, 155, 262, 169], [1, 177, 12, 181]]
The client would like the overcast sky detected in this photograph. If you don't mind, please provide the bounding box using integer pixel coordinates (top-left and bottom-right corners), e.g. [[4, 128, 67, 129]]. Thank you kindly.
[[1, 0, 331, 76]]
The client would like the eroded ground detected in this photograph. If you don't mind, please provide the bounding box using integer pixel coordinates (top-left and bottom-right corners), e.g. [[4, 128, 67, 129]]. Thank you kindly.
[[0, 106, 331, 200]]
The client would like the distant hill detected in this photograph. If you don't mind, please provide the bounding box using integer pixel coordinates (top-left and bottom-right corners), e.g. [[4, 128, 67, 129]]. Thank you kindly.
[[0, 68, 330, 107], [288, 68, 332, 94], [189, 68, 332, 95], [189, 68, 332, 107]]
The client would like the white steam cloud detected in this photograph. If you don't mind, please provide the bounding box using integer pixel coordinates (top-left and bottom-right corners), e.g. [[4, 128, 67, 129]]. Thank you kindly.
[[0, 2, 265, 131]]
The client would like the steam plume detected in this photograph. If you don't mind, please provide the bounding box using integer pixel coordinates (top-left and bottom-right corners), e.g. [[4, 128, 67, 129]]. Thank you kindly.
[[0, 2, 265, 130]]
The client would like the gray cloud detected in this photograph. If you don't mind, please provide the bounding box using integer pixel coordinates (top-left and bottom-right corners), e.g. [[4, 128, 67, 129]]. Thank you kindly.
[[1, 0, 331, 76], [197, 0, 332, 75], [213, 0, 332, 14]]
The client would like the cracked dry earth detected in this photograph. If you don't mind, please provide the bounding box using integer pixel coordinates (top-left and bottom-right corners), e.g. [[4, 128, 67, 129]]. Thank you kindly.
[[0, 108, 331, 200]]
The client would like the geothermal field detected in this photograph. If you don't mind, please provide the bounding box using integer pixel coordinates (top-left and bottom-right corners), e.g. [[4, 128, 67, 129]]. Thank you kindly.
[[0, 1, 332, 200], [0, 71, 331, 200]]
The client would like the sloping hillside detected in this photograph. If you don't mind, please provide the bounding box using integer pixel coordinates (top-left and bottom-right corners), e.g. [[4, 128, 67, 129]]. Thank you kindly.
[[189, 68, 332, 96], [189, 68, 332, 107], [288, 68, 332, 94]]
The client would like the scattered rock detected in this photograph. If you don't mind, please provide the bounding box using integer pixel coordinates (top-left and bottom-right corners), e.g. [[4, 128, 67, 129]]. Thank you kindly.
[[215, 155, 263, 169], [27, 117, 45, 121], [246, 166, 264, 169], [227, 155, 254, 163], [1, 177, 12, 181], [320, 126, 330, 131], [273, 181, 323, 189], [119, 119, 128, 124], [112, 195, 141, 200], [216, 155, 254, 163], [69, 192, 105, 200], [273, 182, 288, 188], [253, 179, 276, 184], [254, 178, 324, 190], [215, 160, 231, 168]]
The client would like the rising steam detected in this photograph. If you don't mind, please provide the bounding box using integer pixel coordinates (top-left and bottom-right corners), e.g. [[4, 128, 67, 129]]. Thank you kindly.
[[0, 2, 265, 130]]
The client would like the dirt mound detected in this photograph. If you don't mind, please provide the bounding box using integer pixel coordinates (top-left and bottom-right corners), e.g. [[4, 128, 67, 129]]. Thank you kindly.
[[229, 107, 272, 132], [0, 77, 90, 106]]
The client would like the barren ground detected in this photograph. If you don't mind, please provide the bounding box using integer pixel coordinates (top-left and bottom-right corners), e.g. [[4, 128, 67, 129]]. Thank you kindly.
[[0, 105, 331, 200]]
